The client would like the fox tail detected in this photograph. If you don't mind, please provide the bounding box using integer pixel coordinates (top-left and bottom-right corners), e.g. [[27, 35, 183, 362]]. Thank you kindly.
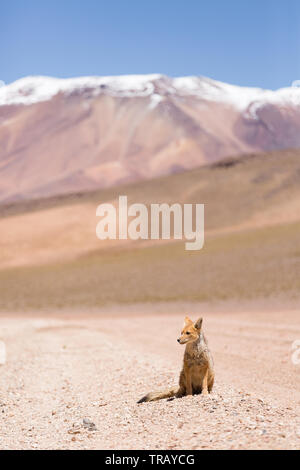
[[137, 387, 179, 403]]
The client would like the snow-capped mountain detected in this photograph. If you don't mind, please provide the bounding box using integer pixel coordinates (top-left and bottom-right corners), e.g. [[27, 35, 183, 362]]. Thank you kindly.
[[0, 74, 300, 202], [2, 74, 300, 111]]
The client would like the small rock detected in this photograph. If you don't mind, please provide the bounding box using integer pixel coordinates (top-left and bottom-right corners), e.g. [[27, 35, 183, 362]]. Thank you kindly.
[[83, 418, 97, 431], [68, 422, 82, 434], [256, 415, 265, 422], [83, 417, 93, 426], [68, 427, 81, 435]]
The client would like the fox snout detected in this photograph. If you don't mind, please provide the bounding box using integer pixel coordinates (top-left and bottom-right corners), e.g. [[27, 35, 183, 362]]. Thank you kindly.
[[177, 337, 188, 345]]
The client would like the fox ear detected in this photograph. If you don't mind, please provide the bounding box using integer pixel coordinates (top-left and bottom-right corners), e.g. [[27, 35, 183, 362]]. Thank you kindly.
[[194, 317, 203, 330], [184, 316, 192, 326]]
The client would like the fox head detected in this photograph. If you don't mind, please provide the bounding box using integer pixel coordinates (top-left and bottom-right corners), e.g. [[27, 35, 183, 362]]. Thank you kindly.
[[177, 316, 203, 345]]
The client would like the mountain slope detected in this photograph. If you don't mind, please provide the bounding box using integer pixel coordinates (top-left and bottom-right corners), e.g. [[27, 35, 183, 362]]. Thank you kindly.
[[1, 148, 300, 312], [1, 74, 300, 202]]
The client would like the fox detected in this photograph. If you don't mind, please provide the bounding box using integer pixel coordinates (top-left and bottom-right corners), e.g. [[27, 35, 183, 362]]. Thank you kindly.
[[138, 316, 214, 403]]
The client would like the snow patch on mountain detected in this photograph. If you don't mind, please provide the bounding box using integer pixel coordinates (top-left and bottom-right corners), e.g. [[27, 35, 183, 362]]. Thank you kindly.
[[244, 87, 300, 119], [0, 75, 163, 106], [148, 93, 164, 110], [1, 74, 300, 115], [173, 76, 266, 110]]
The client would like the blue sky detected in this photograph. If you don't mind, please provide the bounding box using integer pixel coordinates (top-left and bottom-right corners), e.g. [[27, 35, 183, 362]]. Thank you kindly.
[[1, 0, 300, 89]]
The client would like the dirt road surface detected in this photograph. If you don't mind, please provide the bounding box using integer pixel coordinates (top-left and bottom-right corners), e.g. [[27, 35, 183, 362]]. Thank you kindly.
[[0, 306, 299, 450]]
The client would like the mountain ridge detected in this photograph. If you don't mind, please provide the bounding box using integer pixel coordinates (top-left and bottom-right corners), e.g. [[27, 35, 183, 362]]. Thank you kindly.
[[1, 74, 299, 110], [1, 74, 300, 202]]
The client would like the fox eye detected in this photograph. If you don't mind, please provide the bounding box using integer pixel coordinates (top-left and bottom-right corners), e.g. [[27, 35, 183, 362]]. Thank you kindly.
[[186, 331, 190, 335]]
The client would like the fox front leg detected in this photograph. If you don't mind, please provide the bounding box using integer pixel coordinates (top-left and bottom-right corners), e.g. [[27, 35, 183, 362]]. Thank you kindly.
[[201, 368, 209, 396], [185, 367, 193, 396]]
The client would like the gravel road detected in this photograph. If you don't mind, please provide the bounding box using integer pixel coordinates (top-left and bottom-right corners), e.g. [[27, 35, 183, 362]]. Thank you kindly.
[[0, 307, 299, 449]]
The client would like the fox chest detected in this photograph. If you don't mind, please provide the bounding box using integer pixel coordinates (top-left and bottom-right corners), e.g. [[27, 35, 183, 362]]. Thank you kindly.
[[184, 355, 207, 390], [184, 351, 208, 369]]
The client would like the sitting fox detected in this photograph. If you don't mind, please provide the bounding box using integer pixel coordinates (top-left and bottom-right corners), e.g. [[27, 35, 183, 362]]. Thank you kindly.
[[138, 316, 214, 403]]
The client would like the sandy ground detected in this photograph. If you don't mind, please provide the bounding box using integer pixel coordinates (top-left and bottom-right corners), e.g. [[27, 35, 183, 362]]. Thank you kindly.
[[0, 306, 300, 450]]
